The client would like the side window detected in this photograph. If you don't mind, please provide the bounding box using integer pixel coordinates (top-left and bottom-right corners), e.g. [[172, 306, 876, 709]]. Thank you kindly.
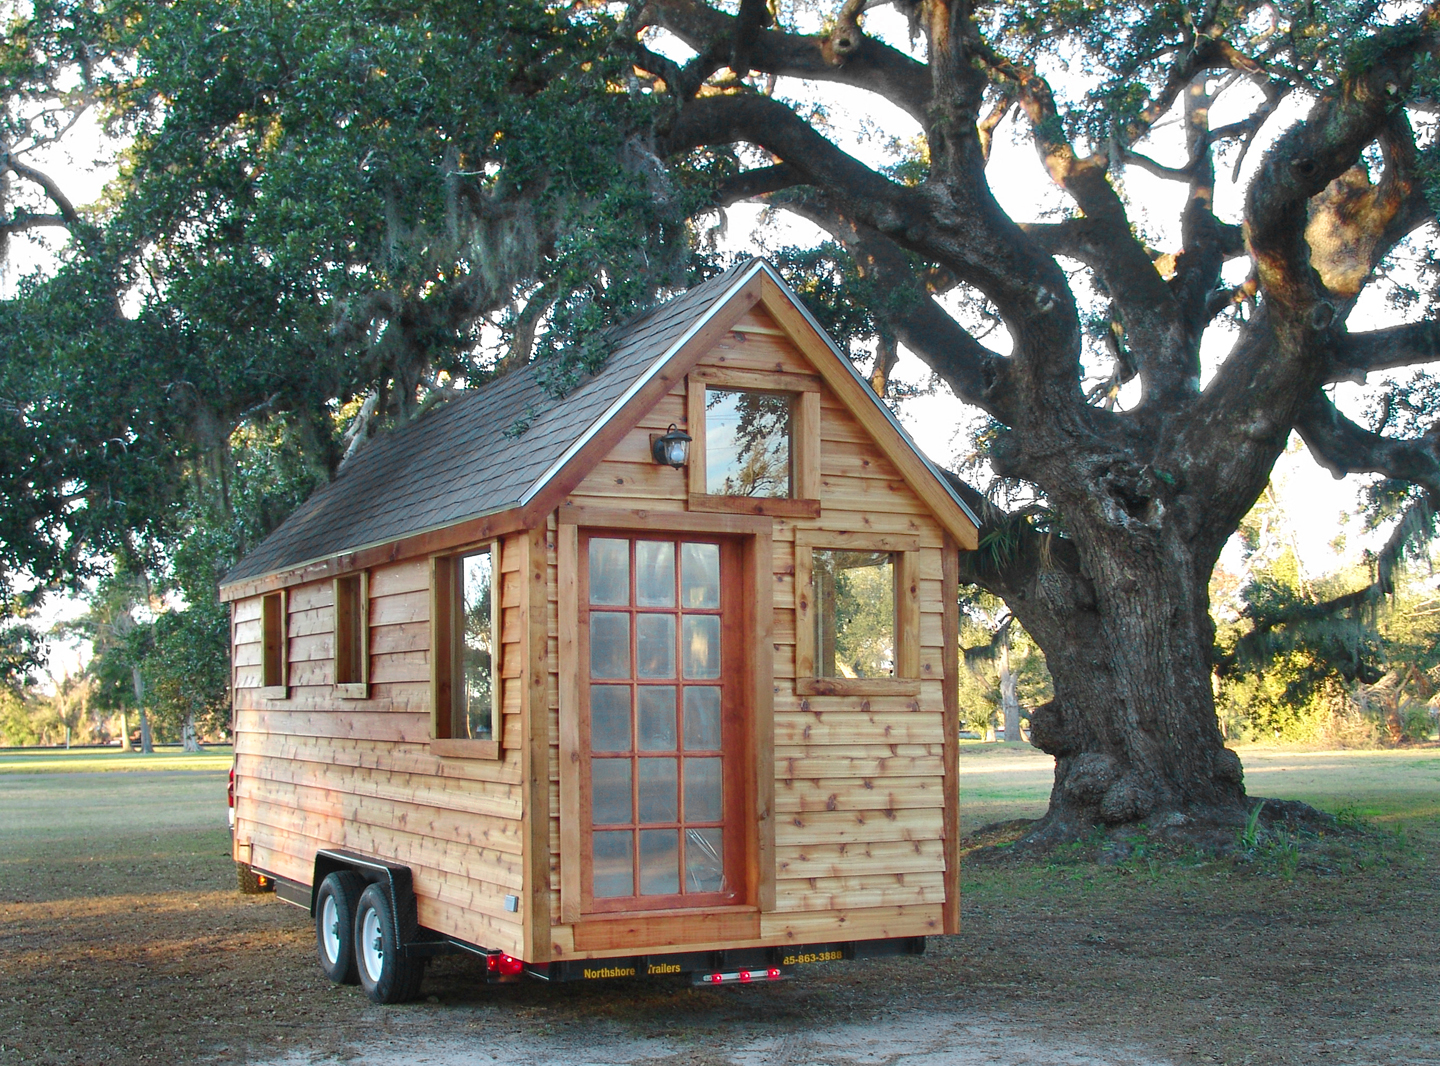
[[432, 544, 501, 756], [260, 590, 288, 699], [812, 549, 894, 679], [685, 372, 819, 516], [333, 572, 369, 699], [795, 533, 920, 696]]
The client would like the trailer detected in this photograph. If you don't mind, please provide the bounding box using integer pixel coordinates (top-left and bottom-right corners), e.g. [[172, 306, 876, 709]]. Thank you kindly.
[[220, 259, 979, 1002]]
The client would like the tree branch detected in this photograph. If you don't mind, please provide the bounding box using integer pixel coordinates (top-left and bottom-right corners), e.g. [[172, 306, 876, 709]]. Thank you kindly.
[[712, 162, 803, 206], [1296, 389, 1440, 497], [643, 0, 931, 121], [1328, 320, 1440, 382]]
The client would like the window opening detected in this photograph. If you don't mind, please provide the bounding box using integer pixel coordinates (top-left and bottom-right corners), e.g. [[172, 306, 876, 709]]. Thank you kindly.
[[260, 590, 287, 697], [704, 389, 791, 498], [812, 549, 895, 679], [333, 572, 368, 695]]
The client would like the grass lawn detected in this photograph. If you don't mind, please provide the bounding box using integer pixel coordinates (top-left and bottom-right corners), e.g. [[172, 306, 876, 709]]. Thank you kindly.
[[0, 745, 233, 774], [1, 747, 1436, 1066]]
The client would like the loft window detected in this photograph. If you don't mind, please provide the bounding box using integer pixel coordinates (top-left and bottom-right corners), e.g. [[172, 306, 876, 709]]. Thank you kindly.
[[260, 590, 288, 699], [812, 549, 894, 679], [333, 572, 369, 699], [704, 389, 791, 498], [431, 544, 501, 757], [794, 532, 921, 696], [685, 371, 820, 518]]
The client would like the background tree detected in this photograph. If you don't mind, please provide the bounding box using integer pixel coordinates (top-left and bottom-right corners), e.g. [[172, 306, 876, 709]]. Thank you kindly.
[[8, 1, 1440, 839]]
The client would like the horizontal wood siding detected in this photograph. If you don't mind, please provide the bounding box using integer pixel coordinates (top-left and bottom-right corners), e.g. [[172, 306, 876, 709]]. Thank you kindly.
[[550, 303, 952, 959], [231, 544, 531, 957]]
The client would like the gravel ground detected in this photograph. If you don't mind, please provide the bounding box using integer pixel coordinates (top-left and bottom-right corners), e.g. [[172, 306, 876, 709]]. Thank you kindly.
[[2, 750, 1437, 1066]]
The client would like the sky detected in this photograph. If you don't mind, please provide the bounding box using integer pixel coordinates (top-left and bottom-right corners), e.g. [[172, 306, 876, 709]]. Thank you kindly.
[[10, 6, 1426, 688]]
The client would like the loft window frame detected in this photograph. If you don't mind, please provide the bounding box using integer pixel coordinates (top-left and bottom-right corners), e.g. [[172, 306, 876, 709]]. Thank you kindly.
[[684, 368, 821, 520], [793, 530, 922, 697], [430, 541, 503, 760]]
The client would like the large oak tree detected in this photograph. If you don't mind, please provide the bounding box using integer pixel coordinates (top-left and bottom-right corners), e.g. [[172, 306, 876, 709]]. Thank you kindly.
[[7, 0, 1440, 839]]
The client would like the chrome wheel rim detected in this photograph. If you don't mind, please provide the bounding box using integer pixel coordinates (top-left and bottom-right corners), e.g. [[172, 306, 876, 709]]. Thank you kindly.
[[321, 895, 342, 964], [360, 906, 384, 983]]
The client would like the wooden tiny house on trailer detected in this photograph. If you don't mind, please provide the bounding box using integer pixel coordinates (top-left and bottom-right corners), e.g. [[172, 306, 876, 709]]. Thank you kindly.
[[220, 259, 980, 1002]]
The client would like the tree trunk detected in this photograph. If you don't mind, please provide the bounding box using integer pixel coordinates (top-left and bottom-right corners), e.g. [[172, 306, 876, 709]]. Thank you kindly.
[[132, 666, 154, 754], [997, 634, 1021, 743], [119, 710, 133, 752], [989, 508, 1249, 842], [181, 712, 201, 753]]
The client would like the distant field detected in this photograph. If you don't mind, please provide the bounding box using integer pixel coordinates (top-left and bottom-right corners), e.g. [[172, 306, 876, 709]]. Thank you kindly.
[[0, 745, 233, 774], [958, 740, 1440, 830]]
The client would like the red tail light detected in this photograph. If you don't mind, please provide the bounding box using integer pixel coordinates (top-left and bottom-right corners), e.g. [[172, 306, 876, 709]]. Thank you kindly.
[[228, 766, 235, 808], [496, 954, 524, 976]]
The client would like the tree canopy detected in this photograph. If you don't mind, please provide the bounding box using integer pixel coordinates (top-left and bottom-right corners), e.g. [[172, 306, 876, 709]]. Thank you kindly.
[[7, 0, 1440, 836]]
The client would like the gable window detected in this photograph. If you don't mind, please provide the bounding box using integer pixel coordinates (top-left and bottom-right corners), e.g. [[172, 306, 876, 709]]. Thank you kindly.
[[333, 572, 369, 699], [260, 590, 288, 700], [685, 369, 819, 518], [704, 389, 791, 498], [795, 532, 921, 696], [430, 544, 501, 758]]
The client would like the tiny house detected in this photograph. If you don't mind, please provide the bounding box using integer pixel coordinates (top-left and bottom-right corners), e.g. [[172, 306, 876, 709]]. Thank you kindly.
[[220, 259, 979, 1002]]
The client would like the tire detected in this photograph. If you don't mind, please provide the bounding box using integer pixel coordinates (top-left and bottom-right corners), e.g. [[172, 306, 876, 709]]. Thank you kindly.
[[315, 871, 365, 985], [236, 862, 272, 895], [354, 882, 426, 1004]]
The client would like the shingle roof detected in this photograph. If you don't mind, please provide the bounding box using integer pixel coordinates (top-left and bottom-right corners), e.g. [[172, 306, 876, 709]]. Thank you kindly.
[[221, 260, 761, 587]]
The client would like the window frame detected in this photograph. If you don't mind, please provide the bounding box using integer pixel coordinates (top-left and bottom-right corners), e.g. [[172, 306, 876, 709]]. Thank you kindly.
[[685, 368, 820, 519], [259, 589, 288, 700], [430, 541, 502, 760], [333, 571, 370, 699], [794, 530, 922, 697]]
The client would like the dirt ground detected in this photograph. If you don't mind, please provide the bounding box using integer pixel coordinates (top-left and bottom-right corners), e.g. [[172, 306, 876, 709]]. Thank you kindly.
[[2, 748, 1438, 1066]]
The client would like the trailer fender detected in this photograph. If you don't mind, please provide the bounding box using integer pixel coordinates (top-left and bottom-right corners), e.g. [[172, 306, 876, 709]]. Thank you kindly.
[[310, 850, 420, 953]]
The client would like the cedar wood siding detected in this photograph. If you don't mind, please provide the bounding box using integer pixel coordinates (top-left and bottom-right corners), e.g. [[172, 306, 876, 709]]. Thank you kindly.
[[549, 303, 947, 958], [230, 300, 955, 964], [231, 541, 531, 958]]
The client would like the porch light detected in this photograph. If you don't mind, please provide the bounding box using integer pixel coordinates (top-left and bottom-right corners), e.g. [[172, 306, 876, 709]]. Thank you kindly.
[[651, 424, 692, 468]]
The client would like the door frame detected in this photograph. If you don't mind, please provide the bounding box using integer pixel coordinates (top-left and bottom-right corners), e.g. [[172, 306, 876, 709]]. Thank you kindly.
[[556, 506, 775, 931]]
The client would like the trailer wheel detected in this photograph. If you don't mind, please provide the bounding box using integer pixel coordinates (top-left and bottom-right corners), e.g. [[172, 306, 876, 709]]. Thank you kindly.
[[354, 882, 426, 1004], [315, 871, 364, 985]]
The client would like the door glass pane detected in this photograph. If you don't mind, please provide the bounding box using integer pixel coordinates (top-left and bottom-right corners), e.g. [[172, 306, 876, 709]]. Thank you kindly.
[[590, 685, 631, 752], [593, 831, 633, 898], [680, 543, 720, 608], [589, 612, 630, 679], [589, 538, 630, 606], [683, 687, 721, 750], [636, 614, 676, 678], [812, 550, 894, 678], [637, 757, 678, 823], [685, 827, 724, 893], [684, 757, 723, 822], [591, 759, 632, 825], [639, 829, 680, 895], [635, 541, 676, 607], [637, 687, 677, 751], [705, 388, 791, 498], [682, 615, 721, 679]]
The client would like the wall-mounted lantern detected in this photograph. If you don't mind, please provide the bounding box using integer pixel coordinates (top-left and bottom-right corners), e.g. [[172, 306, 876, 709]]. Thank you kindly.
[[650, 424, 692, 469]]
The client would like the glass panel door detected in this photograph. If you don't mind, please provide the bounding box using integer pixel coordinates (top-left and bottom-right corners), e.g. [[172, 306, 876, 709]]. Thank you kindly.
[[581, 534, 733, 910]]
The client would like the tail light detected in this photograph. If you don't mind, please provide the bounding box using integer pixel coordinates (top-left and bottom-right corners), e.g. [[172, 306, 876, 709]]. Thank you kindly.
[[488, 953, 525, 978], [228, 765, 236, 808], [697, 968, 788, 986]]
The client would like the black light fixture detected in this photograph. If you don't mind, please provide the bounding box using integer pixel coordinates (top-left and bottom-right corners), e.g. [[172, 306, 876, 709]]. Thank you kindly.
[[650, 424, 692, 468]]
